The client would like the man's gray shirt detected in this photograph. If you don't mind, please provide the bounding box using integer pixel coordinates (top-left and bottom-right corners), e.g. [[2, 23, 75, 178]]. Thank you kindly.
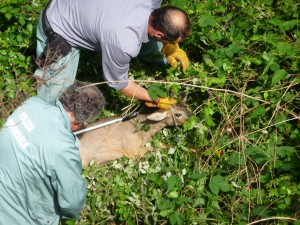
[[46, 0, 162, 90]]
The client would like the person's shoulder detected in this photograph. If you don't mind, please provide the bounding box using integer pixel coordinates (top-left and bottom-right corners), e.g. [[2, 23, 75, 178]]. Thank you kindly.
[[152, 0, 162, 8], [7, 96, 57, 124], [46, 130, 79, 155], [22, 96, 57, 110]]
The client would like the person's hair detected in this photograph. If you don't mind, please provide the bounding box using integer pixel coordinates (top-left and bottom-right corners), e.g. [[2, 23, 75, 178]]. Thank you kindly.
[[60, 81, 105, 125], [150, 6, 191, 42]]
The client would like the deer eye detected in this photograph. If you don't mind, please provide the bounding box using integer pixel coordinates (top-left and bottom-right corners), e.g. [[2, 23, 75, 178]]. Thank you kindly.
[[175, 113, 181, 117]]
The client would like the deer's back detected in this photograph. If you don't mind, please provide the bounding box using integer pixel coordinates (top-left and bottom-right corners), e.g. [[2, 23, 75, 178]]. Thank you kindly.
[[79, 115, 149, 167]]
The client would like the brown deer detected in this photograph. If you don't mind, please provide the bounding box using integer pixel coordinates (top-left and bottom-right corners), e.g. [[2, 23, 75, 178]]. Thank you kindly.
[[78, 104, 192, 167]]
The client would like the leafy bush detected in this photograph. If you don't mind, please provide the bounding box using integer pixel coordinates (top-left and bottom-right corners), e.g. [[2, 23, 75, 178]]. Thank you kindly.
[[1, 0, 300, 224], [79, 0, 300, 224], [0, 0, 44, 124]]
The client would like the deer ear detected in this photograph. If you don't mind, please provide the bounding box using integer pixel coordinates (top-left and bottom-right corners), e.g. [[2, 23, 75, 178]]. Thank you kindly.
[[146, 111, 167, 121]]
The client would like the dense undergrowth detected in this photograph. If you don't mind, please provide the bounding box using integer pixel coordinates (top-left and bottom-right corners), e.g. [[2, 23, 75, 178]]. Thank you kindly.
[[1, 0, 299, 224]]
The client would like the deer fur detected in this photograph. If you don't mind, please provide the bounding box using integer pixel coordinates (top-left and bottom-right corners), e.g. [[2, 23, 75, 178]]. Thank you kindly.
[[78, 104, 192, 167]]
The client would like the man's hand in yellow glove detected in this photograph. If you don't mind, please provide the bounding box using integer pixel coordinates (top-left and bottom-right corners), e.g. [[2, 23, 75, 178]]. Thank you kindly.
[[145, 97, 177, 110], [161, 43, 190, 72]]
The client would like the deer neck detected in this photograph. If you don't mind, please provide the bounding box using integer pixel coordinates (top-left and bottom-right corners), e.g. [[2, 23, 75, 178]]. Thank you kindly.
[[148, 122, 167, 138], [137, 114, 167, 143]]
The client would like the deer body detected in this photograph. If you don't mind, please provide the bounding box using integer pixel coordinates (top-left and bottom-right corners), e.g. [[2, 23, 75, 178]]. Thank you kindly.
[[78, 104, 192, 167]]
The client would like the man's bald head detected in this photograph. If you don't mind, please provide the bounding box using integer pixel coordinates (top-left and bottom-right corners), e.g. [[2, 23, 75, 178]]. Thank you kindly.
[[150, 6, 191, 43]]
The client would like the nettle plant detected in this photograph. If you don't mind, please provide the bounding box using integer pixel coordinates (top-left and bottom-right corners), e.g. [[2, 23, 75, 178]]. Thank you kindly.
[[0, 0, 44, 125], [76, 0, 300, 224], [1, 0, 299, 224]]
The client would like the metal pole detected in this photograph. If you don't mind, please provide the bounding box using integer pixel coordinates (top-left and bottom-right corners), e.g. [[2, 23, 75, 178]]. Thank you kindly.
[[73, 112, 138, 135]]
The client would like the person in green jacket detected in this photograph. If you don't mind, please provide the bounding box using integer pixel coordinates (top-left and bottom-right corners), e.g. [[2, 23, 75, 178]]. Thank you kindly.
[[0, 81, 105, 225]]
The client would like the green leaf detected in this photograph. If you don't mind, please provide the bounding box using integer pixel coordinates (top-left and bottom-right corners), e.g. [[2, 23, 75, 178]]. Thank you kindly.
[[228, 152, 246, 166], [168, 191, 179, 199], [147, 83, 167, 102], [260, 174, 271, 184], [245, 146, 268, 165], [160, 209, 173, 217], [250, 106, 266, 119], [275, 160, 295, 171], [252, 206, 269, 216], [283, 93, 295, 102], [27, 23, 33, 32], [19, 17, 26, 26], [203, 106, 216, 126], [209, 178, 219, 195], [65, 219, 76, 225], [279, 20, 300, 32], [157, 198, 175, 211], [270, 62, 280, 72], [147, 173, 163, 185], [188, 172, 208, 180], [277, 42, 296, 56], [225, 43, 243, 58], [183, 115, 198, 131], [17, 53, 26, 62], [0, 50, 7, 55], [250, 34, 263, 41], [205, 0, 214, 10], [170, 211, 184, 225], [209, 175, 230, 195], [7, 90, 15, 99], [169, 0, 187, 9], [5, 12, 12, 20], [166, 175, 182, 191], [207, 76, 226, 85], [271, 69, 286, 86], [276, 146, 295, 158], [17, 34, 23, 43], [198, 14, 216, 27], [293, 219, 300, 225], [0, 7, 8, 13], [148, 90, 158, 102], [114, 175, 126, 186], [193, 197, 205, 207]]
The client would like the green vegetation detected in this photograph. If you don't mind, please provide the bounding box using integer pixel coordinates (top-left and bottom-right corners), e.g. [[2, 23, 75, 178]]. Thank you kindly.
[[0, 0, 42, 121], [1, 0, 299, 224]]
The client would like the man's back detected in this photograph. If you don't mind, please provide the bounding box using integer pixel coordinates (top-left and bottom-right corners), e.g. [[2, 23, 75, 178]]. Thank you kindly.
[[47, 0, 161, 52], [0, 96, 86, 225]]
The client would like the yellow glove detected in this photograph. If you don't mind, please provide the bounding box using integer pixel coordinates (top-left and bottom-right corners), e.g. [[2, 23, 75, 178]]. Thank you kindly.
[[161, 43, 190, 72], [145, 97, 178, 110]]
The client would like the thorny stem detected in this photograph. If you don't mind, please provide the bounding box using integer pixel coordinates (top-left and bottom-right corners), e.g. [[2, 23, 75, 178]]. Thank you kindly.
[[247, 216, 297, 225]]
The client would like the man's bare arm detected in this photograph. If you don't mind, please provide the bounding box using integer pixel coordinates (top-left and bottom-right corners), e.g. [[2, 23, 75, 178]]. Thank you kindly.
[[120, 81, 153, 102]]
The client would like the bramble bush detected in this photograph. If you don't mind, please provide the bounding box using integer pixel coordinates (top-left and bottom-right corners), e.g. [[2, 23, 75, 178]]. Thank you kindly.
[[0, 0, 43, 123], [1, 0, 300, 224]]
